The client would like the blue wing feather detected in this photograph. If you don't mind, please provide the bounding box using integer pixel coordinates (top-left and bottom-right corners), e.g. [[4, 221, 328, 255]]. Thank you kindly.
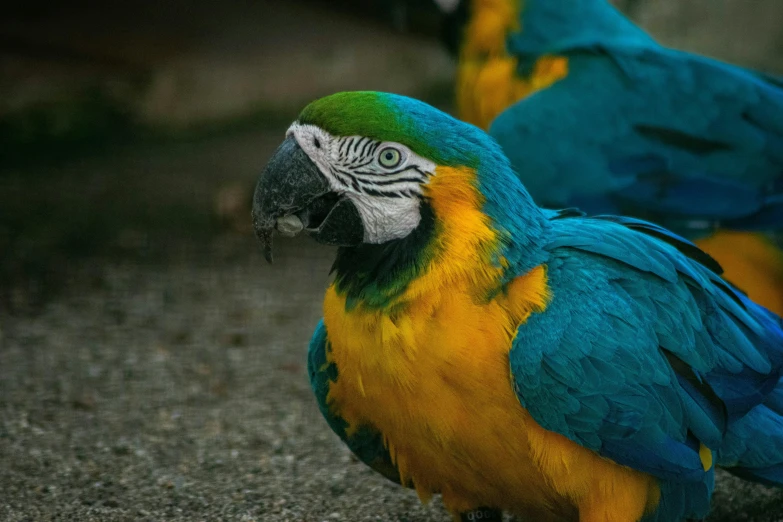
[[490, 41, 783, 236], [718, 378, 783, 487], [509, 212, 783, 519]]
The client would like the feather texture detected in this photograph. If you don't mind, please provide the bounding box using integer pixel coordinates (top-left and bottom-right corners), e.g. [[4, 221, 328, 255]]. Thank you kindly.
[[284, 91, 783, 521], [511, 213, 783, 505], [451, 0, 783, 317]]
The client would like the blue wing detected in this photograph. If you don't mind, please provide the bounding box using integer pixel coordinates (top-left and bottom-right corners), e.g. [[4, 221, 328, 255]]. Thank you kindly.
[[509, 214, 783, 519], [308, 320, 401, 484], [490, 45, 783, 235], [718, 378, 783, 487]]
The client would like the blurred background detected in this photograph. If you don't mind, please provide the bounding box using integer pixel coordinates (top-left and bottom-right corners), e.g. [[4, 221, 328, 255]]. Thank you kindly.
[[1, 1, 782, 520]]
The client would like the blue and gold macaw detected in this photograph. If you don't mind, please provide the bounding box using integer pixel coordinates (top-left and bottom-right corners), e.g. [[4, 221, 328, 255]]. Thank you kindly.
[[434, 0, 783, 319], [252, 92, 783, 522]]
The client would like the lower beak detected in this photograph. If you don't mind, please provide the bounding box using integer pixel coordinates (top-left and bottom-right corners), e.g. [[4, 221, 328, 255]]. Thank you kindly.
[[252, 136, 364, 262]]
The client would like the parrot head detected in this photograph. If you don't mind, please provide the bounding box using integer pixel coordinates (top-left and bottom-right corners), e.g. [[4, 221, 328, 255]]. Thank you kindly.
[[252, 91, 528, 262], [253, 91, 548, 309]]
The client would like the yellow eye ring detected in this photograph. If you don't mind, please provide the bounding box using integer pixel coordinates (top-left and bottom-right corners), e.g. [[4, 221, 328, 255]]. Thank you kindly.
[[378, 147, 402, 168]]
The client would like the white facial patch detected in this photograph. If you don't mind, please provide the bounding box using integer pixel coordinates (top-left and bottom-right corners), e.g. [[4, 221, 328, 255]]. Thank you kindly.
[[287, 122, 437, 244]]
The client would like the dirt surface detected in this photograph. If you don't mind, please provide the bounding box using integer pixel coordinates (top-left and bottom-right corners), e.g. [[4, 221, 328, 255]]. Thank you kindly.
[[0, 0, 452, 143], [1, 129, 782, 522]]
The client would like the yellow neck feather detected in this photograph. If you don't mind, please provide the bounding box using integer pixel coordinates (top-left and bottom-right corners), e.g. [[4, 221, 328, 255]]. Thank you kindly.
[[402, 165, 506, 304], [320, 166, 552, 507], [321, 163, 549, 419], [322, 164, 535, 389], [319, 167, 660, 519], [318, 164, 665, 519]]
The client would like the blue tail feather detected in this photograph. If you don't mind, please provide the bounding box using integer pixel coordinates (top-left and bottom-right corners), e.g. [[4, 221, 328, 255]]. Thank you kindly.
[[718, 380, 783, 488], [643, 476, 714, 522]]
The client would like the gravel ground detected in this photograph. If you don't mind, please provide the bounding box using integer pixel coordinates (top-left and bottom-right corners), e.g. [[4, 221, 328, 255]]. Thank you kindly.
[[2, 240, 781, 522], [2, 130, 783, 521], [0, 239, 453, 522]]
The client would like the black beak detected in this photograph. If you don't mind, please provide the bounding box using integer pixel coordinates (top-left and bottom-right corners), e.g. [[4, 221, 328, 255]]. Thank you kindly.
[[252, 136, 364, 262]]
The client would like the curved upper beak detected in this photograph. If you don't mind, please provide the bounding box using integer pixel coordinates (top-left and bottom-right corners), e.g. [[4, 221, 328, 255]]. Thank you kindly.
[[252, 136, 329, 262], [252, 135, 363, 262]]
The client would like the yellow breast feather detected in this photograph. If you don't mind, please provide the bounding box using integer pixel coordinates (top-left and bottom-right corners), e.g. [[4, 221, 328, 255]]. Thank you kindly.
[[322, 166, 661, 521]]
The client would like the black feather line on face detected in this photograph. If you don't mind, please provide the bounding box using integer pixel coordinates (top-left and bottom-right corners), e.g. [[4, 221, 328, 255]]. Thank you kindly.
[[329, 166, 354, 188], [359, 138, 373, 158], [348, 156, 376, 169], [362, 187, 405, 198], [366, 177, 423, 186], [327, 138, 431, 197], [352, 164, 427, 178]]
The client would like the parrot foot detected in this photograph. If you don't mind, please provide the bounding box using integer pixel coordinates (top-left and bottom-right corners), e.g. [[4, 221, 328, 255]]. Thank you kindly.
[[459, 507, 502, 521]]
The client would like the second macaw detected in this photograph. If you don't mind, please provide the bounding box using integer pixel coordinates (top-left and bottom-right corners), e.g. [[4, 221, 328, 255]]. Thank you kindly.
[[252, 91, 783, 521], [434, 0, 783, 319]]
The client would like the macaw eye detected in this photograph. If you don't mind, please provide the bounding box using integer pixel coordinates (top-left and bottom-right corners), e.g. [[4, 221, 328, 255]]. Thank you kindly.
[[378, 147, 402, 169]]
